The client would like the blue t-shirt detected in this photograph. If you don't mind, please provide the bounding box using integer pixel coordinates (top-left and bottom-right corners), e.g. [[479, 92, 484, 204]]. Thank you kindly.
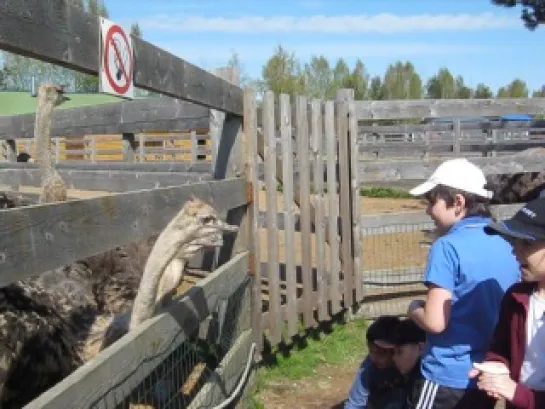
[[421, 216, 521, 389]]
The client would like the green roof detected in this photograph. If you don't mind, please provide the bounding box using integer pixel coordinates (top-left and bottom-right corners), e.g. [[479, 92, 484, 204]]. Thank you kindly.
[[0, 91, 127, 116]]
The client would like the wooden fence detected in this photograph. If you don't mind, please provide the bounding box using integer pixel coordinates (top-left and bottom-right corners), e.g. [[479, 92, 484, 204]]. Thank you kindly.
[[0, 1, 253, 408]]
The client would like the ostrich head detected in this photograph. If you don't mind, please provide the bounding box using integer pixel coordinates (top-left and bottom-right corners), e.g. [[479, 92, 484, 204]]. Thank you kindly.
[[129, 197, 239, 329], [37, 84, 70, 107], [175, 197, 239, 260]]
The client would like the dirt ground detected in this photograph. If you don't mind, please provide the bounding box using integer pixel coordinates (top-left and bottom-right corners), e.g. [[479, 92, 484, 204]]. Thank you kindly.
[[255, 361, 361, 409], [256, 190, 430, 271]]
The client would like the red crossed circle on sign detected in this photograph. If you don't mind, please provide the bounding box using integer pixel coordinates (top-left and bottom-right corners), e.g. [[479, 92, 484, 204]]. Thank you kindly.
[[103, 24, 134, 95]]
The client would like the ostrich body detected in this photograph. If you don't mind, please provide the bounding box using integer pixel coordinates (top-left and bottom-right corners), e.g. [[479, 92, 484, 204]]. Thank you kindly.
[[0, 197, 236, 407], [34, 84, 69, 204]]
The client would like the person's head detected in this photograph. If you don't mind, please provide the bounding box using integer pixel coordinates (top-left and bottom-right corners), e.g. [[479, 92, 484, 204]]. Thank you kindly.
[[366, 315, 400, 369], [485, 197, 545, 283], [391, 319, 427, 375], [409, 158, 493, 234]]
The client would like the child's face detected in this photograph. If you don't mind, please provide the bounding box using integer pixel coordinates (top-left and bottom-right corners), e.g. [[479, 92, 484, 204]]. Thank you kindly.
[[368, 343, 394, 369], [425, 195, 465, 235], [513, 238, 545, 282], [393, 343, 423, 375]]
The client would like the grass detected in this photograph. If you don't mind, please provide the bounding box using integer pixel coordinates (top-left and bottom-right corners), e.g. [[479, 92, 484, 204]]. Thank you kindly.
[[265, 183, 412, 199], [246, 318, 370, 408]]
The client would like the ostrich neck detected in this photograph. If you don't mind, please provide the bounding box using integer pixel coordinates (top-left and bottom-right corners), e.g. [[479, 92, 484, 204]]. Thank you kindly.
[[34, 100, 55, 180], [129, 228, 191, 329]]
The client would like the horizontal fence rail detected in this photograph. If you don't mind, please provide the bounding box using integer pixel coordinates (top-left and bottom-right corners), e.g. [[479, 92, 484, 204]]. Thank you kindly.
[[0, 0, 243, 115], [0, 178, 247, 286]]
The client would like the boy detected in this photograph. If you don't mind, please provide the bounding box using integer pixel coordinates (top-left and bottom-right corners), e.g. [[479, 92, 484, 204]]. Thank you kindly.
[[470, 196, 545, 409], [406, 158, 521, 408], [345, 315, 404, 409], [391, 318, 427, 408]]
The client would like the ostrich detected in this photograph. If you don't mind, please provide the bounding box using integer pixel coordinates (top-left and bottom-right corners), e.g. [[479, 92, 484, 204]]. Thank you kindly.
[[33, 83, 69, 204], [0, 197, 237, 408]]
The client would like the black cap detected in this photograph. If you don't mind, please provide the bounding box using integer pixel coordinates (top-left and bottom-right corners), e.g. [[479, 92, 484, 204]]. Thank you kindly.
[[485, 197, 545, 242], [366, 315, 400, 348], [392, 319, 426, 346]]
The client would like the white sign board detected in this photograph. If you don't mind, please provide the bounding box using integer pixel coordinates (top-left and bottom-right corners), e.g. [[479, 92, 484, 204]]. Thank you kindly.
[[99, 17, 134, 99]]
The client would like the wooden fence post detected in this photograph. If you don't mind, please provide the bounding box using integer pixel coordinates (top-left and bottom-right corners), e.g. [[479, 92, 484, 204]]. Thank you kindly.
[[6, 139, 18, 191], [121, 133, 137, 163], [336, 89, 355, 310]]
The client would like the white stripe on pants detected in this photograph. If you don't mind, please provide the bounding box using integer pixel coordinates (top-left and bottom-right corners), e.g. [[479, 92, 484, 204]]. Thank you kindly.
[[415, 379, 439, 409]]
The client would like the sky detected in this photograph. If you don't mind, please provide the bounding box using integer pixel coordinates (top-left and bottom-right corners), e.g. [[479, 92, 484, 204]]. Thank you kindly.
[[106, 0, 545, 93]]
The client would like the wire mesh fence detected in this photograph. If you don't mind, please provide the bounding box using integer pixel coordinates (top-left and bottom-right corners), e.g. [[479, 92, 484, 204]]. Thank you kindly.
[[358, 203, 523, 319], [84, 276, 252, 409]]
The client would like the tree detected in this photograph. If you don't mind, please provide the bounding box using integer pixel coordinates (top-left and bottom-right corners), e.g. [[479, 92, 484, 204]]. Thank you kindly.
[[492, 0, 545, 30], [130, 22, 143, 38], [381, 61, 423, 100], [343, 59, 369, 100], [303, 55, 334, 99], [474, 83, 494, 99], [497, 78, 529, 98], [368, 76, 383, 100], [426, 68, 457, 99], [532, 85, 545, 97], [455, 76, 473, 99], [261, 45, 305, 95]]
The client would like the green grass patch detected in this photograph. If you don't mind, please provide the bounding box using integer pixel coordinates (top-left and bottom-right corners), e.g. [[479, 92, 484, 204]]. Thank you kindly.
[[246, 318, 369, 407], [360, 186, 412, 199], [264, 183, 412, 199]]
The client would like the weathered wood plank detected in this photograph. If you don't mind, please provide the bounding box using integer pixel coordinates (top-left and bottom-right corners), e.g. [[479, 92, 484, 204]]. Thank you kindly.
[[311, 99, 328, 322], [349, 100, 364, 304], [0, 0, 242, 115], [244, 88, 264, 355], [25, 252, 249, 409], [263, 91, 282, 345], [296, 95, 315, 328], [280, 94, 299, 338], [325, 101, 342, 315], [357, 155, 545, 183], [0, 97, 210, 140], [354, 98, 545, 121], [0, 169, 211, 192], [0, 178, 247, 286], [337, 98, 354, 308], [0, 161, 212, 173], [358, 122, 543, 134]]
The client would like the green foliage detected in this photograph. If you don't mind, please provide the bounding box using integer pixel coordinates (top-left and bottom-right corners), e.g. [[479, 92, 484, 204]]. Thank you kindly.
[[360, 186, 412, 198], [492, 0, 545, 30]]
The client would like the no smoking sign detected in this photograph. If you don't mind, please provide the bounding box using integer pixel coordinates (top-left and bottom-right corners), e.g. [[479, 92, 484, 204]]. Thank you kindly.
[[99, 17, 134, 99]]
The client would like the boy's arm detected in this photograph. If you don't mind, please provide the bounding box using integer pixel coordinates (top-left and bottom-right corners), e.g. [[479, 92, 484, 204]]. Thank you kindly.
[[345, 357, 373, 409], [408, 240, 456, 334]]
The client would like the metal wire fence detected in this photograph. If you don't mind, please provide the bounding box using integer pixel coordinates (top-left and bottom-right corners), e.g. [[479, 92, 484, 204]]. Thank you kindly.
[[358, 203, 522, 319], [85, 276, 252, 409]]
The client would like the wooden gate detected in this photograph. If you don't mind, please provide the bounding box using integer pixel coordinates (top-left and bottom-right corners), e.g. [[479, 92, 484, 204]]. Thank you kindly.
[[244, 88, 363, 353]]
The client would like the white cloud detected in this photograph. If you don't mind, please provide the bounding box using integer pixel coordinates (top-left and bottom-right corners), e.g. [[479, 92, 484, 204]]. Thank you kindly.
[[141, 12, 518, 34], [161, 41, 489, 66]]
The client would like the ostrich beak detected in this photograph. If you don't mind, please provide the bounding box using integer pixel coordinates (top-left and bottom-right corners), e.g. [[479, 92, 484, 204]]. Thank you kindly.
[[217, 220, 239, 233]]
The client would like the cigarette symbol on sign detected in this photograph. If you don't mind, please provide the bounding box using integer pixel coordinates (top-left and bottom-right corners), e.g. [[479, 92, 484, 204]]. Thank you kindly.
[[111, 37, 129, 82]]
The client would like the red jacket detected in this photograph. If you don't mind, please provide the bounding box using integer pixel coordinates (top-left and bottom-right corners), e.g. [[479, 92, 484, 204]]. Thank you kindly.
[[485, 281, 545, 409]]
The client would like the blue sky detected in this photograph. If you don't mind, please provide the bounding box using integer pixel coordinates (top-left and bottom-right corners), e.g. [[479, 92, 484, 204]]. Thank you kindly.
[[107, 0, 545, 93]]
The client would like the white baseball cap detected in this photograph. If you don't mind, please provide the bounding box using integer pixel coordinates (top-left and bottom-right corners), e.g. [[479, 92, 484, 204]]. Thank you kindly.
[[409, 158, 493, 199]]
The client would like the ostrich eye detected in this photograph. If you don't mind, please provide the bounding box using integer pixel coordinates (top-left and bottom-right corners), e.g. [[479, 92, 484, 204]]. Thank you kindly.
[[200, 216, 215, 224]]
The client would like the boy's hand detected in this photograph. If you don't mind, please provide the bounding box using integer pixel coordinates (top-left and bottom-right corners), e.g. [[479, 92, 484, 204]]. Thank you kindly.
[[476, 372, 517, 402]]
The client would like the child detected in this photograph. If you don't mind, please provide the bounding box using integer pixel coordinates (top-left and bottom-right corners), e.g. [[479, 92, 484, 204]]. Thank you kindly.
[[406, 158, 521, 408], [391, 318, 427, 408], [345, 315, 404, 409], [469, 196, 545, 409]]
